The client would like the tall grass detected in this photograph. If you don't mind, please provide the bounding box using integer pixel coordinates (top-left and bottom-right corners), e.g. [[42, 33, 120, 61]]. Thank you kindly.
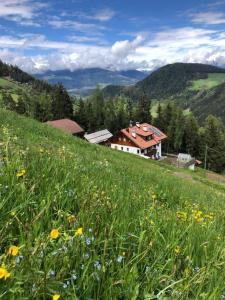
[[0, 109, 225, 299]]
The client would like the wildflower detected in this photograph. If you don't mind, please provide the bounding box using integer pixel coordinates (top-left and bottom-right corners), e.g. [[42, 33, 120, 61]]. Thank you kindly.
[[176, 211, 188, 221], [117, 255, 123, 263], [0, 267, 11, 280], [71, 271, 77, 280], [174, 246, 181, 256], [8, 245, 19, 256], [67, 214, 76, 223], [63, 280, 70, 289], [152, 192, 157, 201], [52, 294, 61, 300], [16, 168, 26, 178], [15, 255, 23, 264], [94, 261, 101, 270], [86, 238, 92, 245], [75, 227, 83, 237], [50, 229, 60, 239], [83, 253, 89, 260], [48, 270, 55, 277], [193, 266, 200, 273]]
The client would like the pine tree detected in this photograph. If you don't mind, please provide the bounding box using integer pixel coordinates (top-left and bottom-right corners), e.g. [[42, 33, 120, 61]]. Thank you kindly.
[[200, 115, 225, 172], [15, 95, 26, 115], [74, 98, 87, 128], [52, 84, 73, 120], [153, 102, 164, 130], [183, 114, 199, 156], [136, 93, 151, 123]]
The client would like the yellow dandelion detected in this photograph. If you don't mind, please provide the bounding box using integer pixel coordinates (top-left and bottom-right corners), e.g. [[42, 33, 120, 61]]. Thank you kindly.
[[67, 215, 76, 223], [50, 229, 60, 239], [16, 168, 26, 178], [8, 245, 19, 256], [176, 211, 188, 221], [52, 294, 61, 300], [174, 246, 181, 256], [75, 227, 83, 237], [152, 193, 157, 201], [0, 267, 11, 280]]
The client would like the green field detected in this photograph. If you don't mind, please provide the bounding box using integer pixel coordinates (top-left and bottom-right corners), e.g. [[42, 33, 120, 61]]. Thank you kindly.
[[189, 73, 225, 91], [0, 109, 225, 299], [0, 78, 21, 90]]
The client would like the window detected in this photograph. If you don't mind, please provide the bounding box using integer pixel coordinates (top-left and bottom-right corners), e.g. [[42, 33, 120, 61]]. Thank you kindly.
[[123, 138, 126, 142], [115, 146, 118, 149], [137, 149, 140, 154], [127, 148, 129, 152], [121, 147, 123, 151]]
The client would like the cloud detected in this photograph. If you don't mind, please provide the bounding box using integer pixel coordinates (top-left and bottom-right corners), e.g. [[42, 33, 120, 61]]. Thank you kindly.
[[0, 0, 47, 26], [190, 11, 225, 25], [111, 35, 144, 57], [92, 8, 115, 21], [1, 27, 225, 74], [48, 17, 105, 35]]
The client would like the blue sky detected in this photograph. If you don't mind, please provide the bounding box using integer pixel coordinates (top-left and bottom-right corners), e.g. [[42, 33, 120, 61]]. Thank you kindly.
[[1, 0, 225, 73]]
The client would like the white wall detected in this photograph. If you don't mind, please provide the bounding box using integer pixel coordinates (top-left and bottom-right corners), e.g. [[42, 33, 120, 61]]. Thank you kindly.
[[156, 142, 162, 157], [111, 143, 141, 155]]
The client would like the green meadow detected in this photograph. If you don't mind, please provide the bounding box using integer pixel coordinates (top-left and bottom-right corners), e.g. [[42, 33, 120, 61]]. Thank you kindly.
[[189, 73, 225, 91], [0, 109, 225, 299]]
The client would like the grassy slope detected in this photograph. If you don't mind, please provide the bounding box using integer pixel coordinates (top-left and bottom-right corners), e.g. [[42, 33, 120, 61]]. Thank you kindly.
[[0, 78, 25, 101], [0, 109, 225, 299], [189, 73, 225, 91]]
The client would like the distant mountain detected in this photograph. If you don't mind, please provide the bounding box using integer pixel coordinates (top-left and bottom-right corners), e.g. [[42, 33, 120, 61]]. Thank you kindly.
[[35, 68, 147, 97], [103, 63, 225, 123]]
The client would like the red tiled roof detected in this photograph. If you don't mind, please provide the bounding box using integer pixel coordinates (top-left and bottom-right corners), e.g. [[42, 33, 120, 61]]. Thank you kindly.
[[121, 123, 167, 149], [46, 119, 84, 135]]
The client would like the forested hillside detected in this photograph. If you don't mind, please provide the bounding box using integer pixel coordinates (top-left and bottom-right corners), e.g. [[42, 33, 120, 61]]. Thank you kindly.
[[0, 60, 74, 122], [103, 63, 225, 123]]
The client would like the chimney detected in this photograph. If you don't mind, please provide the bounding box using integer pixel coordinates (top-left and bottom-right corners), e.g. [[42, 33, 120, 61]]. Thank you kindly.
[[132, 132, 136, 138], [143, 126, 148, 132], [136, 122, 140, 128], [126, 128, 129, 132]]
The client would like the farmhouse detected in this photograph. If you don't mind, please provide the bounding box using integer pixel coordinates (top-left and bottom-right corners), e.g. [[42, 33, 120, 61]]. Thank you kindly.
[[46, 119, 84, 137], [111, 122, 167, 158], [84, 129, 113, 145]]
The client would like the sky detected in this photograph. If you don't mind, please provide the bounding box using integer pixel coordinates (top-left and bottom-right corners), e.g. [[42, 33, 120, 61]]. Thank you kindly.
[[1, 0, 225, 73]]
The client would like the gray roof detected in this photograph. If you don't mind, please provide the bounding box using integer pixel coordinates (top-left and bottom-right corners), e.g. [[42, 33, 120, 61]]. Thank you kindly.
[[84, 129, 113, 144]]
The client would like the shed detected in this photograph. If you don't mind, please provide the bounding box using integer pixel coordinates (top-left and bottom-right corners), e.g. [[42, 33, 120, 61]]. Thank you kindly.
[[84, 129, 113, 144]]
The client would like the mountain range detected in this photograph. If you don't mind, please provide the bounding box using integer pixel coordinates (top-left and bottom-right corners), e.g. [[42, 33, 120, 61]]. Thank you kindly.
[[35, 68, 148, 97]]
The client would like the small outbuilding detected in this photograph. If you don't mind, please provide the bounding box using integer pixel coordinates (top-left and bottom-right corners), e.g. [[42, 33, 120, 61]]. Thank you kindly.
[[177, 153, 196, 170], [46, 119, 84, 137], [84, 129, 113, 145]]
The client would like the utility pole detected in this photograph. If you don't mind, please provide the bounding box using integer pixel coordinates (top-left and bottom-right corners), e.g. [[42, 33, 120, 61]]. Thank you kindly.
[[204, 145, 208, 170]]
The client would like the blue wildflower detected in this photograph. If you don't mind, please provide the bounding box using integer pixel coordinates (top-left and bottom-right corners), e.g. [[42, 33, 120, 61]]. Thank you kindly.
[[94, 261, 101, 270], [117, 255, 123, 263]]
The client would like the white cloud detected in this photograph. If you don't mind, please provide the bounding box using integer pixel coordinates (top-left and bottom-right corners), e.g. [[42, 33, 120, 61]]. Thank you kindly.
[[190, 11, 225, 25], [48, 17, 105, 35], [111, 35, 144, 57], [92, 8, 115, 21], [1, 27, 225, 73]]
